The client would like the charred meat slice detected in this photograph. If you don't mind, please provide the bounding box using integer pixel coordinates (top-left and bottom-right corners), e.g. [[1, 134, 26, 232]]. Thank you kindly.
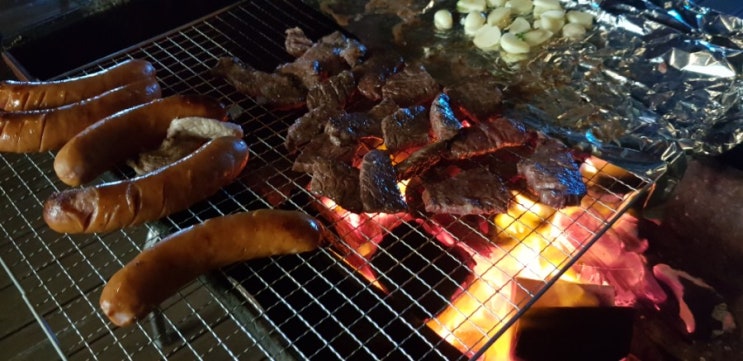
[[292, 133, 357, 173], [444, 74, 503, 121], [447, 116, 527, 159], [325, 111, 382, 146], [395, 141, 446, 180], [353, 53, 405, 101], [284, 27, 314, 57], [359, 149, 407, 213], [381, 105, 430, 152], [517, 138, 586, 209], [319, 31, 368, 67], [381, 64, 440, 107], [367, 97, 400, 123], [306, 70, 356, 110], [276, 31, 359, 88], [422, 166, 510, 215], [212, 57, 306, 110], [285, 105, 339, 153], [430, 93, 462, 141], [310, 159, 364, 213]]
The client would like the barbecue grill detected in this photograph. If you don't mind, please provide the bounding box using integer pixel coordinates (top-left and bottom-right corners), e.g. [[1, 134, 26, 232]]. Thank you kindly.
[[0, 1, 660, 360]]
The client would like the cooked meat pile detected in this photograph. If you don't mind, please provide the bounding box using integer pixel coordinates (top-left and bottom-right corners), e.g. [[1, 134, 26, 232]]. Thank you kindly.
[[213, 28, 587, 214]]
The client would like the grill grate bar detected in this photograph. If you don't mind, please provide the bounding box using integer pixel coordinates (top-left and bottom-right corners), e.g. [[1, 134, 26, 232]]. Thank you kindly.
[[0, 1, 659, 360]]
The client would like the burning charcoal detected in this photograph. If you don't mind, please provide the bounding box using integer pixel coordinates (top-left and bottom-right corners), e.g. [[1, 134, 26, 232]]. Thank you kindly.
[[367, 97, 399, 123], [359, 149, 407, 213], [353, 53, 405, 101], [381, 105, 430, 152], [292, 133, 357, 173], [381, 64, 440, 107], [324, 111, 382, 146], [514, 307, 635, 361], [444, 73, 503, 121], [306, 70, 356, 110], [395, 142, 447, 181], [446, 116, 528, 159], [285, 105, 339, 153], [310, 159, 363, 213], [421, 166, 510, 215], [517, 138, 586, 209], [284, 27, 313, 57], [429, 93, 462, 141], [211, 57, 306, 110]]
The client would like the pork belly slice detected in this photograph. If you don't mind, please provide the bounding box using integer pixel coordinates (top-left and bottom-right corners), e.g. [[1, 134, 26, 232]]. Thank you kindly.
[[285, 105, 339, 153], [444, 73, 503, 122], [381, 64, 440, 107], [359, 149, 407, 213], [430, 93, 462, 141], [353, 53, 405, 101], [212, 57, 306, 110], [310, 159, 364, 213], [306, 70, 356, 110], [517, 138, 587, 209], [446, 116, 527, 159], [284, 27, 313, 58], [381, 105, 430, 152], [325, 111, 383, 146], [421, 166, 510, 215]]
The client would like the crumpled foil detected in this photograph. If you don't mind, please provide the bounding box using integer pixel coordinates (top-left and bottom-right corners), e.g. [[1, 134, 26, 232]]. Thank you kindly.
[[310, 0, 742, 178]]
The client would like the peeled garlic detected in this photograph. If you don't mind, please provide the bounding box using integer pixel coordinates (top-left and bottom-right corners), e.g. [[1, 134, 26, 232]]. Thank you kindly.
[[562, 23, 587, 39], [507, 0, 533, 15], [487, 0, 507, 7], [473, 25, 502, 51], [464, 11, 487, 35], [566, 10, 594, 29], [539, 9, 565, 33], [523, 28, 553, 46], [500, 32, 530, 54], [507, 17, 531, 34], [533, 0, 562, 17], [434, 9, 454, 30], [457, 0, 487, 13], [487, 7, 512, 28]]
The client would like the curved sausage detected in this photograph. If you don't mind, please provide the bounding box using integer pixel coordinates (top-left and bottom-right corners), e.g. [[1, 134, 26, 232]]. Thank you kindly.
[[43, 136, 249, 234], [99, 209, 326, 327], [53, 94, 227, 186], [0, 59, 156, 111], [0, 77, 162, 153]]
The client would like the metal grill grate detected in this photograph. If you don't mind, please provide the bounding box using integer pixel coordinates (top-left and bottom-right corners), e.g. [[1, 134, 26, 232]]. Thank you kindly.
[[0, 1, 659, 360]]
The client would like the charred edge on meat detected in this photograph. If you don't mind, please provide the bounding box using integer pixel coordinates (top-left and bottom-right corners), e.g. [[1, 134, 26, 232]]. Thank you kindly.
[[359, 149, 407, 213]]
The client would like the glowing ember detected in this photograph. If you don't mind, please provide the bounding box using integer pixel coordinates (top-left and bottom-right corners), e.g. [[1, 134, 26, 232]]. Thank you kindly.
[[314, 155, 661, 360]]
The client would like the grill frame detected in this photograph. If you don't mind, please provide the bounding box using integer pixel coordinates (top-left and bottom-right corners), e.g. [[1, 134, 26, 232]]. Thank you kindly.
[[0, 1, 660, 360]]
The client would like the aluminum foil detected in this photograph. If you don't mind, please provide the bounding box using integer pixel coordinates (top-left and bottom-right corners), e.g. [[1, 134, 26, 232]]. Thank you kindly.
[[309, 0, 743, 175]]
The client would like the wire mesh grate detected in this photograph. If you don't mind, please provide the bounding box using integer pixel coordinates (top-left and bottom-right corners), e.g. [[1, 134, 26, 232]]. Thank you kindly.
[[0, 0, 659, 360]]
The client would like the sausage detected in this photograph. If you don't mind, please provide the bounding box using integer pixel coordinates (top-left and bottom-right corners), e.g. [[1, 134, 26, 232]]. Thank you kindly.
[[99, 209, 326, 327], [43, 136, 249, 234], [0, 77, 161, 153], [53, 94, 227, 186], [0, 59, 156, 111]]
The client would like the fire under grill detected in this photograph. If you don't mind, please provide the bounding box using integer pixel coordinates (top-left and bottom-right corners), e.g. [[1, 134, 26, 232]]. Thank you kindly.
[[0, 1, 660, 360]]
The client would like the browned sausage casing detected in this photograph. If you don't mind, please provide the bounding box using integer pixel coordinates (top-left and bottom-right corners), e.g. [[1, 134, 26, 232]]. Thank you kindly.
[[0, 77, 162, 153], [99, 209, 325, 327], [43, 136, 249, 234], [0, 59, 156, 111], [53, 94, 228, 186]]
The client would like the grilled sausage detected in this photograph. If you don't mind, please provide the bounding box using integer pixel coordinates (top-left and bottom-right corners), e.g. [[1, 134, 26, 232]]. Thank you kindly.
[[0, 77, 161, 153], [99, 209, 325, 326], [53, 94, 227, 186], [43, 136, 249, 234], [0, 59, 156, 111]]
